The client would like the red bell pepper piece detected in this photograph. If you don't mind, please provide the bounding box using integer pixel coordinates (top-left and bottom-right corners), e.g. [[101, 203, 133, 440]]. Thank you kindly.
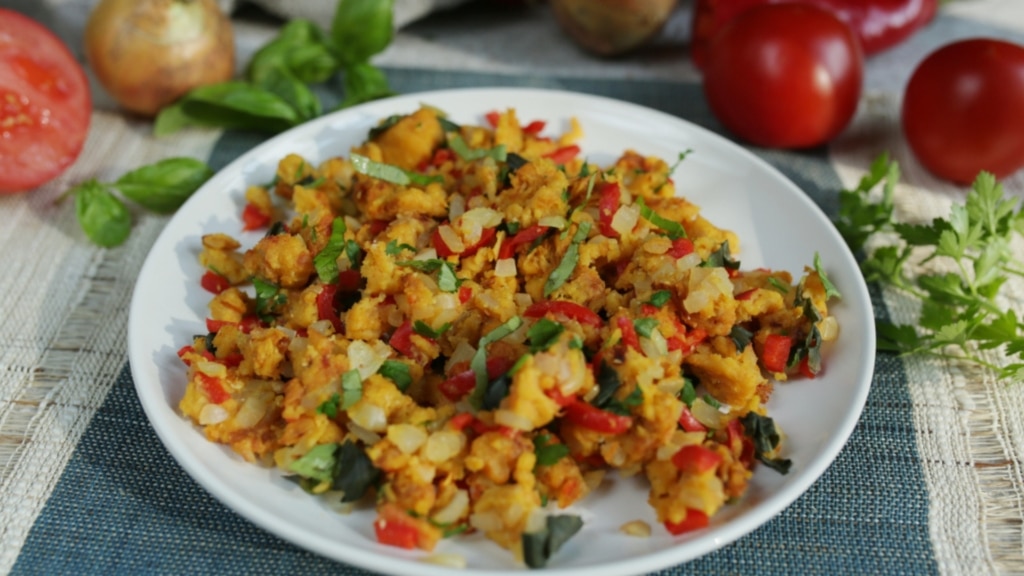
[[316, 284, 344, 333], [678, 405, 708, 433], [672, 444, 723, 474], [616, 315, 640, 351], [727, 418, 756, 466], [524, 300, 603, 328], [485, 110, 501, 128], [434, 226, 497, 258], [337, 269, 362, 292], [798, 355, 818, 379], [374, 517, 420, 550], [523, 120, 546, 135], [241, 203, 271, 231], [458, 285, 473, 304], [430, 147, 455, 167], [448, 412, 475, 431], [544, 144, 581, 165], [499, 224, 552, 260], [597, 182, 621, 238], [735, 288, 757, 301], [563, 401, 633, 434], [438, 356, 514, 401], [390, 321, 416, 357], [200, 270, 230, 294], [205, 318, 233, 333], [762, 334, 793, 373], [664, 509, 710, 535], [668, 237, 695, 258], [197, 372, 230, 404]]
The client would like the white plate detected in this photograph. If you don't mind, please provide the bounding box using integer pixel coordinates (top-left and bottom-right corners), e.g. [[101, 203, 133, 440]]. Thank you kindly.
[[128, 87, 874, 575]]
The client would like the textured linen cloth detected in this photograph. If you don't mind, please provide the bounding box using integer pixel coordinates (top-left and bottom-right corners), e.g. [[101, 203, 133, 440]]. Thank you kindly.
[[1, 1, 1023, 574]]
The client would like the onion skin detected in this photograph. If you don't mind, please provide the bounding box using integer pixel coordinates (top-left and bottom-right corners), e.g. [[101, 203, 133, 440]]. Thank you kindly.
[[551, 0, 679, 56], [85, 0, 235, 117]]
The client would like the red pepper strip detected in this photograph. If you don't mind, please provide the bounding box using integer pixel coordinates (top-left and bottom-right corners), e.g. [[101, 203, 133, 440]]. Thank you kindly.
[[798, 356, 817, 379], [668, 237, 695, 258], [524, 300, 603, 328], [431, 147, 455, 167], [616, 315, 640, 351], [316, 284, 344, 333], [238, 315, 262, 334], [458, 285, 473, 304], [499, 224, 551, 260], [197, 372, 230, 404], [200, 270, 230, 294], [374, 517, 420, 550], [546, 386, 576, 407], [664, 509, 710, 535], [544, 144, 581, 165], [439, 356, 514, 401], [672, 444, 723, 474], [448, 412, 475, 431], [678, 406, 708, 433], [762, 334, 793, 373], [523, 120, 546, 135], [597, 182, 621, 238], [241, 203, 271, 231], [735, 288, 757, 301], [485, 110, 501, 128], [727, 418, 756, 466], [206, 318, 233, 333], [221, 353, 244, 368], [390, 321, 416, 357], [690, 0, 938, 69], [337, 269, 362, 292], [563, 401, 633, 434], [434, 226, 497, 258]]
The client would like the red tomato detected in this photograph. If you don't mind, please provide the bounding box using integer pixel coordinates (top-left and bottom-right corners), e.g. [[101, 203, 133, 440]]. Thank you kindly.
[[0, 9, 91, 193], [902, 39, 1024, 184], [701, 4, 863, 149]]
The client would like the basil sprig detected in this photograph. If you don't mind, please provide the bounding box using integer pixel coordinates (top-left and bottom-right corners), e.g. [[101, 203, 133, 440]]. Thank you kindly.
[[544, 221, 591, 297], [66, 157, 212, 247], [350, 154, 444, 187]]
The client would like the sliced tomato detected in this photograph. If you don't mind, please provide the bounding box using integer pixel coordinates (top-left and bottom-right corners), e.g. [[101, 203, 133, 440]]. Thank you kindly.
[[671, 444, 723, 474], [664, 509, 710, 535], [524, 300, 603, 328], [0, 9, 92, 193], [200, 270, 230, 294], [563, 401, 633, 434], [597, 182, 621, 238], [316, 284, 344, 332], [762, 334, 793, 373]]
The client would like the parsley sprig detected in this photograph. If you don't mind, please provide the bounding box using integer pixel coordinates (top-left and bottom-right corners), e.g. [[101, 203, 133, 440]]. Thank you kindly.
[[836, 154, 1024, 382]]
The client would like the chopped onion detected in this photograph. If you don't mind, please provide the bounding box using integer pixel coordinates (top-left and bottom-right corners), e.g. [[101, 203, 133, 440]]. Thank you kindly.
[[639, 329, 668, 358], [198, 403, 228, 425], [348, 340, 390, 380], [495, 258, 517, 277], [196, 360, 227, 379], [690, 398, 724, 429], [620, 520, 652, 537], [446, 341, 477, 373], [611, 204, 640, 236], [422, 554, 467, 569], [818, 316, 839, 341], [348, 422, 382, 445], [414, 248, 438, 261], [582, 469, 605, 491], [423, 430, 466, 463], [643, 235, 671, 255], [308, 319, 333, 335], [494, 409, 535, 431], [387, 424, 428, 454], [470, 511, 503, 533], [437, 224, 465, 253], [234, 389, 271, 428], [675, 253, 702, 271], [538, 215, 567, 229], [514, 293, 533, 308], [460, 207, 504, 229], [431, 489, 469, 525], [349, 402, 387, 432], [448, 193, 466, 220]]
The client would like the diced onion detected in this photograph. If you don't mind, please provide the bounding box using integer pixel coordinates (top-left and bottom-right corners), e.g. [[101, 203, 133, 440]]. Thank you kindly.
[[431, 489, 469, 525], [582, 469, 605, 491], [690, 398, 724, 429], [495, 258, 517, 277], [196, 361, 227, 379], [639, 329, 668, 358], [460, 207, 503, 229], [308, 320, 333, 335], [348, 402, 387, 432], [448, 193, 466, 220], [423, 430, 467, 463], [387, 424, 428, 454], [348, 422, 382, 444], [610, 205, 640, 236], [494, 409, 535, 431], [198, 403, 229, 425], [470, 511, 503, 533], [422, 554, 467, 569], [675, 253, 702, 271], [446, 341, 477, 373], [643, 236, 671, 255], [620, 520, 652, 537], [414, 248, 438, 261], [514, 293, 533, 308], [818, 316, 839, 342], [348, 340, 390, 380], [438, 224, 466, 253], [538, 215, 567, 229], [234, 389, 272, 428]]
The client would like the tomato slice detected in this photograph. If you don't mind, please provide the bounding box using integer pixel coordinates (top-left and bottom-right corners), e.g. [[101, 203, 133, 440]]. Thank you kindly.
[[0, 9, 91, 193], [544, 145, 581, 165]]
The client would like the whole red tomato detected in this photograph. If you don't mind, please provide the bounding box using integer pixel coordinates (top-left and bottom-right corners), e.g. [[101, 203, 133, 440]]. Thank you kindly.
[[902, 38, 1024, 184], [0, 9, 92, 194], [701, 3, 863, 149]]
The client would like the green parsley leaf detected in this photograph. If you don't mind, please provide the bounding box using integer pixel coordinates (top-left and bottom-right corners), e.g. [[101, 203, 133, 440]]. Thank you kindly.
[[528, 318, 565, 353]]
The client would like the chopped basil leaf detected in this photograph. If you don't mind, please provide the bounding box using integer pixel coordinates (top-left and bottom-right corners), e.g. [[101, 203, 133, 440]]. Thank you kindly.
[[522, 515, 584, 569], [385, 240, 416, 256], [341, 369, 363, 409], [481, 371, 513, 411], [739, 412, 792, 475], [253, 277, 286, 322], [350, 153, 444, 187], [648, 290, 672, 307], [332, 439, 382, 502], [703, 241, 740, 270], [448, 132, 507, 162], [603, 385, 642, 416], [702, 393, 722, 409], [397, 258, 461, 293], [501, 153, 529, 186], [568, 334, 584, 350], [378, 360, 412, 392], [633, 317, 660, 339], [668, 149, 693, 176], [814, 252, 842, 300], [288, 443, 337, 483], [592, 360, 621, 408], [265, 221, 287, 237], [767, 277, 791, 294], [344, 238, 362, 269], [679, 377, 697, 406], [635, 196, 686, 240], [317, 393, 342, 418], [729, 325, 754, 351], [544, 221, 591, 297], [438, 117, 461, 133], [368, 114, 403, 139], [469, 316, 523, 408], [533, 433, 570, 467], [528, 318, 564, 353], [314, 217, 347, 284], [413, 320, 451, 339], [504, 221, 521, 235]]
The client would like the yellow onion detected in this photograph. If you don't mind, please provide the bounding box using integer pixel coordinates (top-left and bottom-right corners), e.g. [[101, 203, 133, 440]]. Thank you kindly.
[[551, 0, 678, 56], [84, 0, 234, 116]]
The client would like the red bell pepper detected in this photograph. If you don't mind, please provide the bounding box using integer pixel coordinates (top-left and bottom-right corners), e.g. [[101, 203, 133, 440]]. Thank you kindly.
[[597, 182, 621, 238], [485, 111, 501, 128], [678, 406, 708, 433], [523, 120, 546, 135], [241, 203, 271, 231], [798, 355, 817, 379], [197, 372, 230, 404], [727, 418, 756, 466], [664, 509, 710, 535], [691, 0, 938, 68], [524, 300, 603, 328], [448, 412, 476, 431], [316, 284, 344, 333], [762, 334, 793, 373], [499, 224, 552, 260], [374, 516, 420, 550], [438, 356, 514, 401], [667, 237, 695, 258], [200, 270, 230, 294], [563, 401, 633, 434], [544, 145, 581, 165], [671, 444, 723, 474], [616, 315, 640, 351], [458, 285, 473, 304], [390, 321, 416, 357]]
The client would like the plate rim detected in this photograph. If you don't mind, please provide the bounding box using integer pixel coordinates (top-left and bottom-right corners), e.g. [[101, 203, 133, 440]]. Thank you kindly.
[[127, 86, 875, 576]]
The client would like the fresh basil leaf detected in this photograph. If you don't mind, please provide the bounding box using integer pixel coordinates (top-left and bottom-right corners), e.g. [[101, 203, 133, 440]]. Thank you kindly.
[[396, 259, 444, 272], [729, 325, 753, 351], [368, 114, 404, 140], [385, 240, 416, 256], [470, 316, 523, 408], [332, 439, 381, 502], [438, 117, 461, 133], [437, 260, 462, 293], [73, 180, 132, 248], [522, 515, 583, 569], [341, 369, 363, 409], [289, 443, 337, 483], [317, 393, 342, 419], [528, 318, 564, 353], [501, 153, 530, 187], [648, 290, 672, 307], [813, 252, 842, 300], [767, 277, 790, 294], [331, 0, 394, 65], [679, 377, 697, 406], [592, 360, 621, 408], [339, 62, 394, 109], [448, 132, 507, 162], [114, 157, 213, 214], [636, 196, 687, 240], [181, 81, 299, 126], [315, 217, 347, 284], [703, 241, 740, 270], [702, 393, 722, 409], [633, 317, 660, 339], [533, 433, 570, 467], [344, 238, 363, 269], [256, 66, 322, 122], [481, 371, 512, 411], [249, 20, 338, 85], [413, 320, 451, 339], [544, 222, 591, 298], [152, 101, 193, 137], [350, 153, 443, 187], [253, 277, 285, 322], [739, 412, 791, 475], [604, 385, 641, 416], [378, 360, 412, 392]]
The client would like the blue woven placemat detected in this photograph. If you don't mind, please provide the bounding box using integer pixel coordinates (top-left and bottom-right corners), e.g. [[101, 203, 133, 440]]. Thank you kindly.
[[11, 72, 937, 576]]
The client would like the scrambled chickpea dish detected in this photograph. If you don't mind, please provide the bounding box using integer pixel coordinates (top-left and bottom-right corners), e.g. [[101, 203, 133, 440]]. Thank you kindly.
[[177, 106, 841, 568]]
